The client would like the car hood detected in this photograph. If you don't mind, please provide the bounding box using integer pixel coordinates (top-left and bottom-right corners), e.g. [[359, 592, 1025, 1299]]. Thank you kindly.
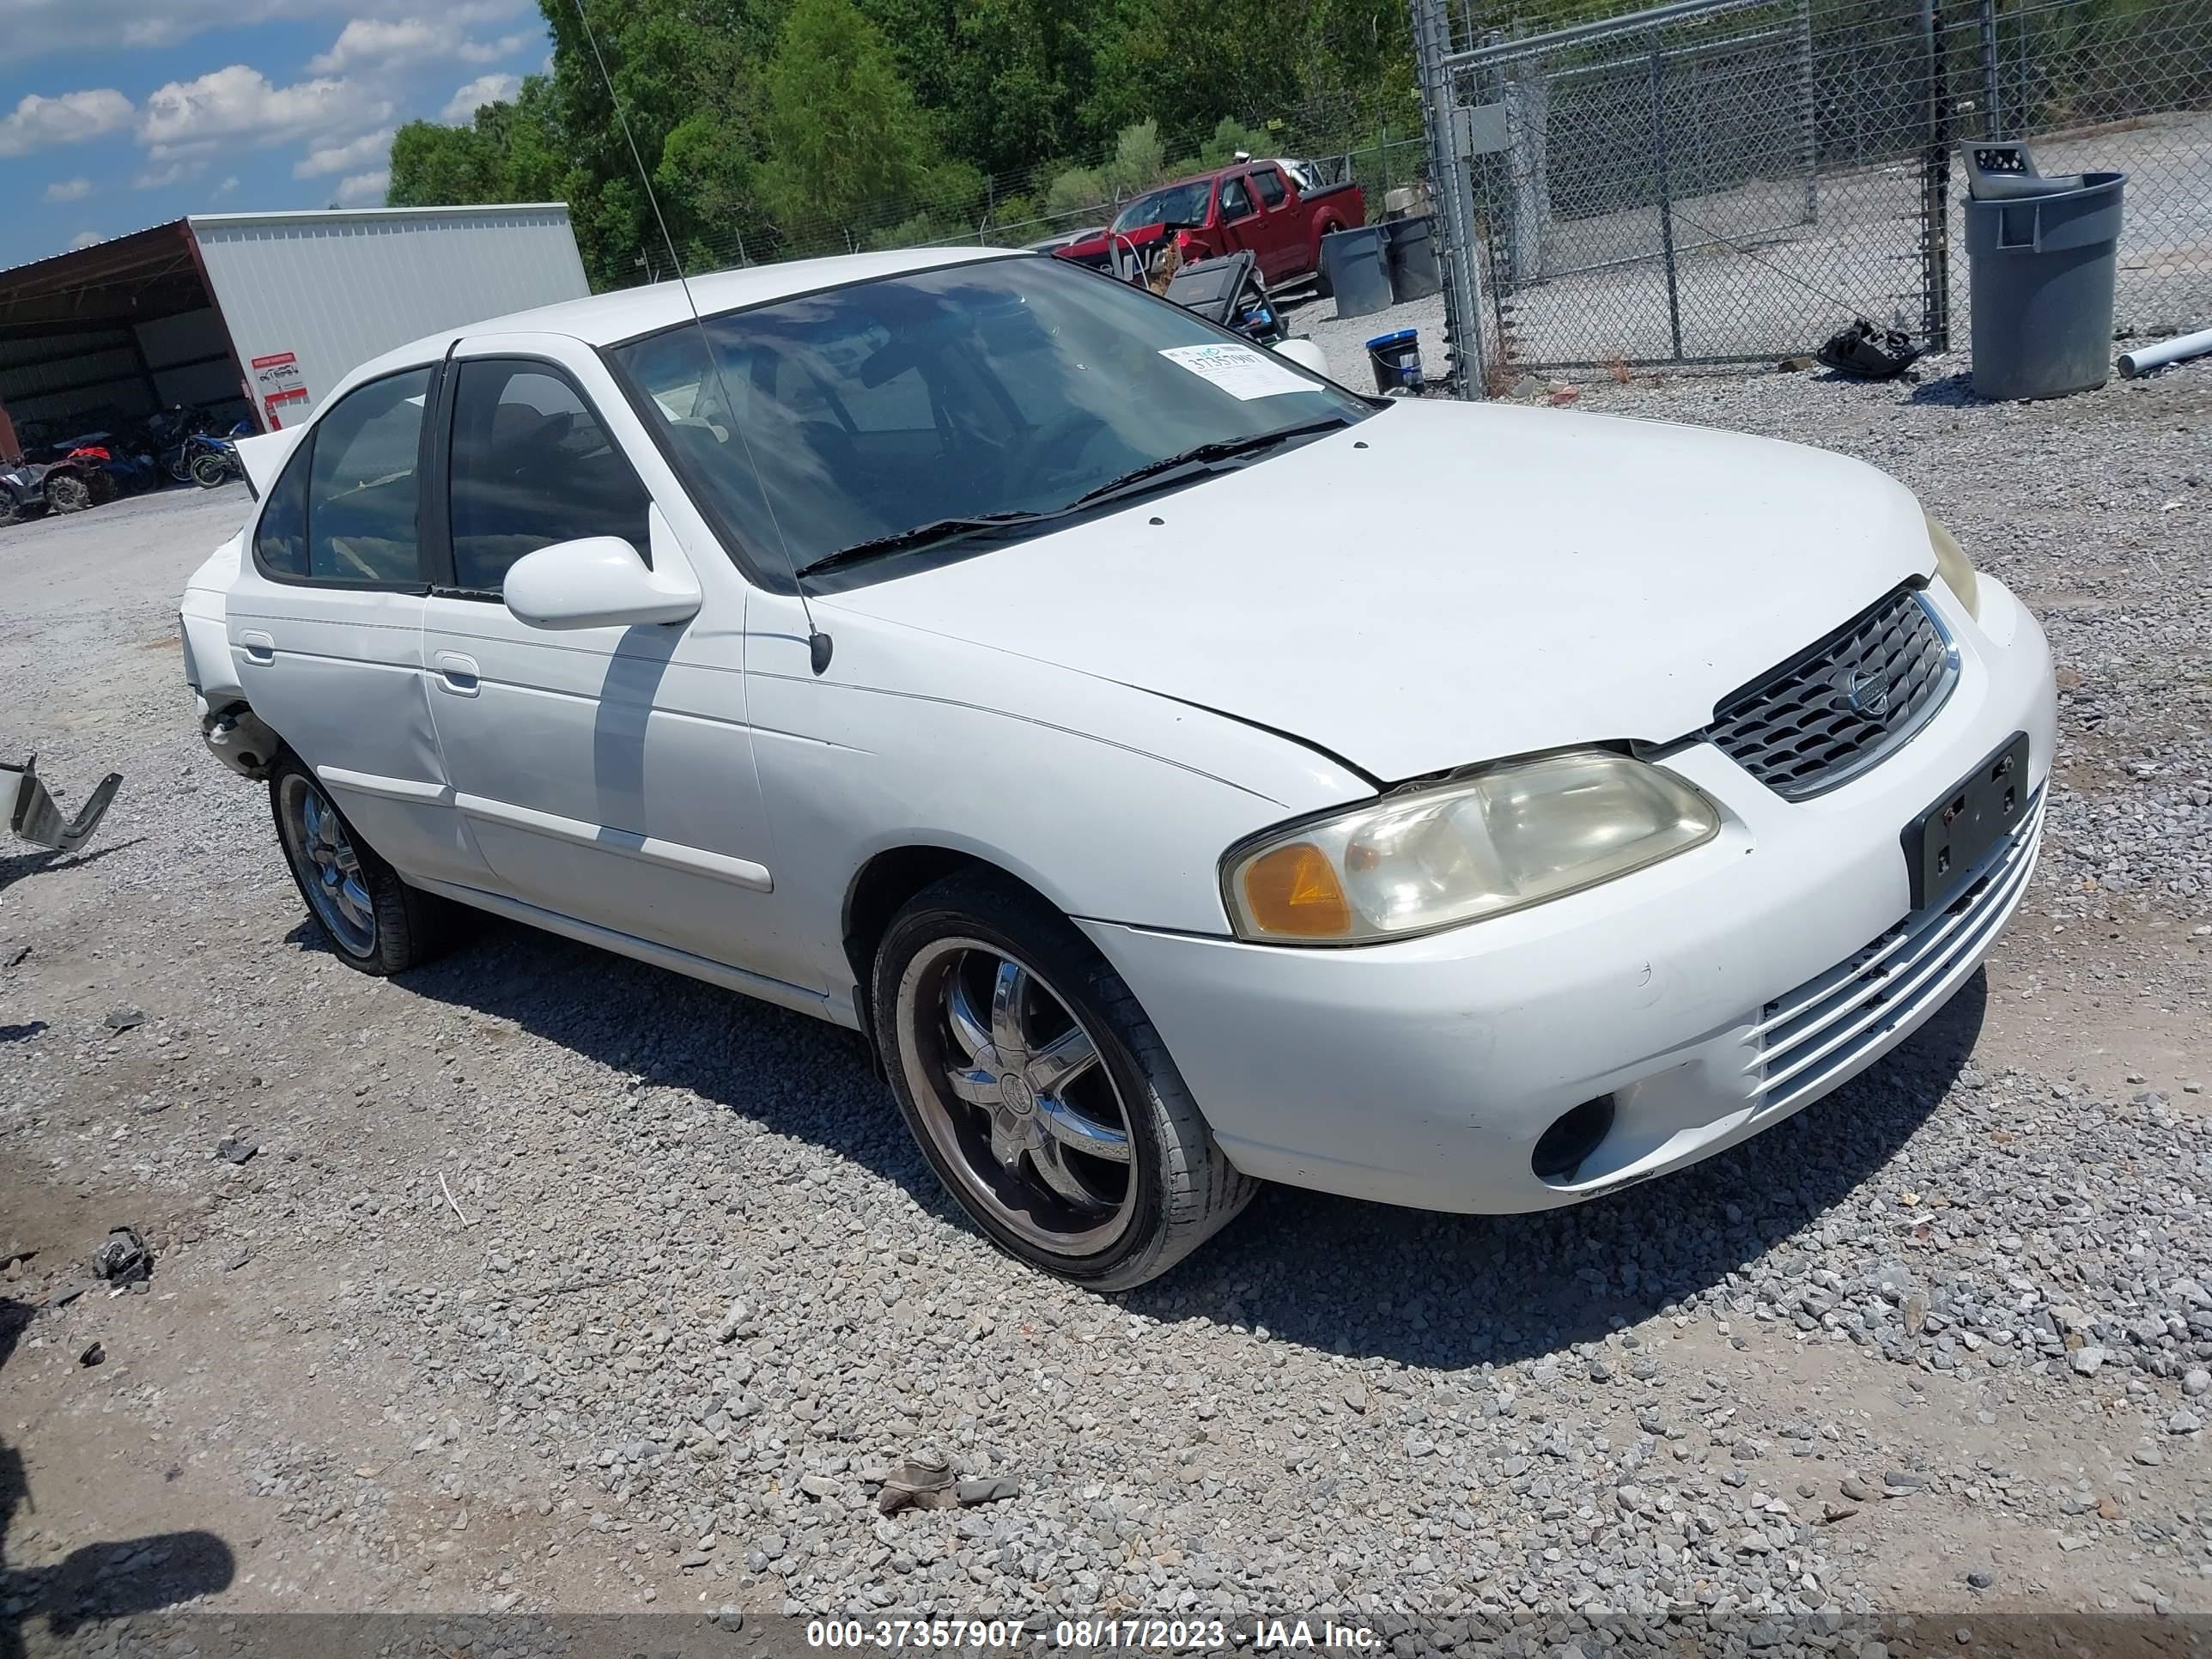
[[826, 399, 1938, 782]]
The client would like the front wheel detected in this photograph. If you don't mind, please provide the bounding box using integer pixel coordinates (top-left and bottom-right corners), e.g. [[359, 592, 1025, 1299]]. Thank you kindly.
[[872, 872, 1256, 1289], [45, 471, 92, 514], [270, 757, 459, 975], [190, 453, 230, 489]]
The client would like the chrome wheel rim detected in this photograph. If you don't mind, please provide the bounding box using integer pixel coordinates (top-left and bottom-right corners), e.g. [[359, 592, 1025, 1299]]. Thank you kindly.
[[281, 775, 376, 957], [895, 939, 1136, 1256]]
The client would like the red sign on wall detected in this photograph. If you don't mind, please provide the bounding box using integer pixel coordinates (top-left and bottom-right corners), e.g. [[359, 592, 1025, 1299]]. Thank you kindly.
[[251, 351, 310, 429]]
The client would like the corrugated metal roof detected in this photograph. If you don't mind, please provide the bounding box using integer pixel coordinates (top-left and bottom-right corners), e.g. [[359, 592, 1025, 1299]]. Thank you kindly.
[[187, 203, 573, 233], [0, 220, 189, 286]]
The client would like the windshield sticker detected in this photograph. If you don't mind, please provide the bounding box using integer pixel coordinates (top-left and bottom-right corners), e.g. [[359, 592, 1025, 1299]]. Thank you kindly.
[[1158, 343, 1312, 400]]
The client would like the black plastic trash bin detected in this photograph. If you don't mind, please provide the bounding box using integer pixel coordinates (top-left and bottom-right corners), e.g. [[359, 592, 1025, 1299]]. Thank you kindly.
[[1381, 215, 1443, 303], [1961, 143, 2126, 399], [1366, 329, 1424, 395], [1319, 225, 1393, 320]]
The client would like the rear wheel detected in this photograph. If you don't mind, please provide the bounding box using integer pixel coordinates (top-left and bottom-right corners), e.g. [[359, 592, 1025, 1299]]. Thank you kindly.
[[270, 757, 459, 975], [872, 871, 1255, 1289], [45, 471, 91, 514], [190, 453, 229, 489]]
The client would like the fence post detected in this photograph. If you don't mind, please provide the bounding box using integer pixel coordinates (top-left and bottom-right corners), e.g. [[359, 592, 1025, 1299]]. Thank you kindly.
[[1648, 46, 1686, 360], [1978, 0, 2001, 137], [1799, 0, 1819, 226], [1920, 0, 1953, 351], [1410, 0, 1492, 395]]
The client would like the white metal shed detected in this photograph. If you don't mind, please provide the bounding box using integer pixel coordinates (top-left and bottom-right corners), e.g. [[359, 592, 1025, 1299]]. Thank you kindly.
[[0, 204, 590, 460]]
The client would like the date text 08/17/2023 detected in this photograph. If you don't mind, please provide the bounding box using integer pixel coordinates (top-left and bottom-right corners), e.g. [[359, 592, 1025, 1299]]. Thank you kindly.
[[803, 1619, 1381, 1650]]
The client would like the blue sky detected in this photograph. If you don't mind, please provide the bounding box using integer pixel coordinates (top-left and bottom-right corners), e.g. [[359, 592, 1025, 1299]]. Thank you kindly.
[[1, 0, 552, 270]]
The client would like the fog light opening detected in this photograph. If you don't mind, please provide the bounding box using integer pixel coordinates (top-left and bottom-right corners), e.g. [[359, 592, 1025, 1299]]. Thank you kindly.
[[1532, 1094, 1617, 1183]]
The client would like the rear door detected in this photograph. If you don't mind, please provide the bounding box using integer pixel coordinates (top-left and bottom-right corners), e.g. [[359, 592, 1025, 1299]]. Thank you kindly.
[[1245, 164, 1304, 280], [1214, 172, 1260, 264], [225, 362, 479, 883]]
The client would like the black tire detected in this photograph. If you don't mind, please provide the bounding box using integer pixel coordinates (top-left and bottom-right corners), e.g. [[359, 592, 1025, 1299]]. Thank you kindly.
[[45, 471, 92, 514], [269, 756, 460, 975], [872, 870, 1256, 1289], [190, 453, 229, 489], [0, 495, 21, 528]]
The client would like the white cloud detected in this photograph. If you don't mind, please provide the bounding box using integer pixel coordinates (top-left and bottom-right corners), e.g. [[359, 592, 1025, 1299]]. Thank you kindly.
[[458, 29, 534, 63], [138, 66, 389, 150], [0, 89, 135, 159], [214, 175, 240, 198], [134, 159, 207, 190], [333, 169, 392, 207], [308, 17, 442, 72], [442, 74, 520, 123], [69, 229, 103, 250], [310, 15, 537, 73], [10, 0, 532, 61], [295, 128, 394, 178], [44, 177, 94, 202]]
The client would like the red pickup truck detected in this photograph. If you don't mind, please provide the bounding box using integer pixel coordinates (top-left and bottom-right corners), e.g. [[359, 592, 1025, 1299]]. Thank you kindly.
[[1054, 160, 1364, 295]]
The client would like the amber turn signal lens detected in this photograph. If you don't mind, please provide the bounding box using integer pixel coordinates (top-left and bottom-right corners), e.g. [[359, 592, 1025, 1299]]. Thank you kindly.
[[1240, 841, 1352, 937]]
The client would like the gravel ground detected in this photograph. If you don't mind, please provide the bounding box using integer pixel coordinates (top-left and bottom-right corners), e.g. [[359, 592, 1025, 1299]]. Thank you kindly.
[[3, 362, 2209, 1659]]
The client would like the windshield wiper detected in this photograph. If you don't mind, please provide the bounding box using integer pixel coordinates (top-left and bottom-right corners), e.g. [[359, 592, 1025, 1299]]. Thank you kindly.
[[793, 511, 1051, 579], [792, 416, 1353, 580], [1065, 416, 1352, 511]]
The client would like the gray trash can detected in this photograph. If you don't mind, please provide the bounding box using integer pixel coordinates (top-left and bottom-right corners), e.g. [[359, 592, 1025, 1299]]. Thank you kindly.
[[1961, 143, 2125, 399], [1381, 215, 1442, 303], [1319, 225, 1394, 320]]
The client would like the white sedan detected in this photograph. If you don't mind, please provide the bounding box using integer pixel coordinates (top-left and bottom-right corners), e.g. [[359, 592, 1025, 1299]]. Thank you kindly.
[[179, 247, 2056, 1287]]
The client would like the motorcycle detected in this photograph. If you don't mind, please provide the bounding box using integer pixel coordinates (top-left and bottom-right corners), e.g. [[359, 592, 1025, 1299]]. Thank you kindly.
[[189, 421, 252, 489], [1, 459, 51, 526]]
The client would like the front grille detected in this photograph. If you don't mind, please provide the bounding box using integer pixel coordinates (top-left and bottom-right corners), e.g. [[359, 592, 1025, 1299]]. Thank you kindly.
[[1748, 787, 2044, 1116], [1707, 586, 1958, 799]]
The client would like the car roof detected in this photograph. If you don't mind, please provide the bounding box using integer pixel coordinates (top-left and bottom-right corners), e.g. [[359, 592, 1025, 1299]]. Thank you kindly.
[[345, 245, 1028, 384]]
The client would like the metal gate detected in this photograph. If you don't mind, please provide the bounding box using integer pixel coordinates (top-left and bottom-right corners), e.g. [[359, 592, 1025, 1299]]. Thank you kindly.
[[1413, 0, 1948, 386]]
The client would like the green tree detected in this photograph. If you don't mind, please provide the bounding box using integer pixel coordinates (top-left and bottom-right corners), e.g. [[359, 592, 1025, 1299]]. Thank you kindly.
[[755, 0, 945, 245]]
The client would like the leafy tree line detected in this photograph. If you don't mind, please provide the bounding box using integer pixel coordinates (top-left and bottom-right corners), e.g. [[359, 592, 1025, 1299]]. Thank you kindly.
[[386, 0, 1419, 286]]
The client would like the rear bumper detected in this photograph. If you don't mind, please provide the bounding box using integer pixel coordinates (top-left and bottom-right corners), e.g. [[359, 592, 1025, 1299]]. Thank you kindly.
[[1079, 576, 2056, 1214]]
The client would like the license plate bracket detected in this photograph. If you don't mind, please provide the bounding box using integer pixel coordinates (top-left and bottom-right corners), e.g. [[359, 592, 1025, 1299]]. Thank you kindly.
[[1901, 731, 2029, 913]]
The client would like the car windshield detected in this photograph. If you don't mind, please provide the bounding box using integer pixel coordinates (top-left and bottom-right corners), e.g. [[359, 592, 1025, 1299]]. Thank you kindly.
[[608, 255, 1370, 588], [1111, 180, 1213, 234]]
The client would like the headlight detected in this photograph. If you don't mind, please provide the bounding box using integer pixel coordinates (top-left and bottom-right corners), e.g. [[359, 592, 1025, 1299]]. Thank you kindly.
[[1222, 750, 1720, 945], [1925, 514, 1980, 619]]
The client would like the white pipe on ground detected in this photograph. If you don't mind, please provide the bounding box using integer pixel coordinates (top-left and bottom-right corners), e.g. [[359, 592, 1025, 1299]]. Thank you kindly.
[[2117, 325, 2212, 378]]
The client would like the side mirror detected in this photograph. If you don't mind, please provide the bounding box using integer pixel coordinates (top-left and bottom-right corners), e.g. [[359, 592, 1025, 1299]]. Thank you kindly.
[[1273, 337, 1331, 379], [503, 536, 702, 630]]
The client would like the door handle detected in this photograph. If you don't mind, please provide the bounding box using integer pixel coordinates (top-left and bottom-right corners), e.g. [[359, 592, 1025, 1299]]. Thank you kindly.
[[240, 630, 275, 665], [433, 651, 481, 696]]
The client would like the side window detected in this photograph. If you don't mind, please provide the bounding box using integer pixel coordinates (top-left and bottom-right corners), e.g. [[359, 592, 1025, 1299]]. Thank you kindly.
[[305, 368, 433, 586], [447, 360, 654, 593], [1250, 167, 1287, 209], [253, 438, 312, 578], [1220, 177, 1255, 221]]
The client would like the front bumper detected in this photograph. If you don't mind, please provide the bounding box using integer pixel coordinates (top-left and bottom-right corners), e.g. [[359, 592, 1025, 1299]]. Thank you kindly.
[[1079, 575, 2057, 1214]]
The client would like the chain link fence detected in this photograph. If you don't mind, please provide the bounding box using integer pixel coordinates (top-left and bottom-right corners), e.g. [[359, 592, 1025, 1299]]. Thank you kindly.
[[1410, 0, 2212, 391]]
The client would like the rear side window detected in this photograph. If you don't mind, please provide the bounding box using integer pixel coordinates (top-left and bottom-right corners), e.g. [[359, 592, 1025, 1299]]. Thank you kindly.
[[253, 441, 311, 578], [447, 360, 653, 593], [1251, 168, 1286, 208], [252, 368, 433, 586]]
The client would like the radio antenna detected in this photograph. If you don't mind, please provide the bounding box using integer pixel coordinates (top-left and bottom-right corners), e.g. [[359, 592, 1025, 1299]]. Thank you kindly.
[[563, 0, 833, 673]]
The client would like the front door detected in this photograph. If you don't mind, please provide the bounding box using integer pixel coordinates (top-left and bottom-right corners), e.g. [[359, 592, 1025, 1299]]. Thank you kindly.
[[225, 363, 479, 884], [416, 338, 814, 994]]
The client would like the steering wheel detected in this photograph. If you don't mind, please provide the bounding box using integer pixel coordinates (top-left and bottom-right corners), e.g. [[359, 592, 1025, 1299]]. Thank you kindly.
[[1014, 410, 1109, 483]]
